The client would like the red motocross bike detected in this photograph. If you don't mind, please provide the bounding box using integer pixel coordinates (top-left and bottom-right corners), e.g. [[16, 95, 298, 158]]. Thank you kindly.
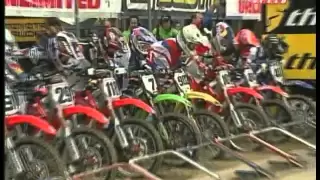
[[14, 67, 118, 180], [5, 84, 69, 180], [228, 66, 295, 143], [73, 66, 164, 176], [188, 53, 271, 152]]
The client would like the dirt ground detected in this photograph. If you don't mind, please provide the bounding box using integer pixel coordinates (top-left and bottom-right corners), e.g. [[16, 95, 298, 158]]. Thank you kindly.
[[153, 139, 316, 180]]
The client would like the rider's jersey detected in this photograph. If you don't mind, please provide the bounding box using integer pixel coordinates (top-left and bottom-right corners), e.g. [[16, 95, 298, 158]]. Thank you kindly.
[[147, 38, 182, 70], [46, 35, 59, 62], [239, 46, 264, 63]]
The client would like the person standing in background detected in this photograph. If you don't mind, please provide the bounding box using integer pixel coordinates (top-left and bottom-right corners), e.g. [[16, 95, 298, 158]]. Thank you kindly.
[[190, 13, 204, 29], [152, 15, 178, 40], [122, 16, 140, 42], [188, 3, 219, 32], [104, 19, 112, 28], [174, 21, 182, 31]]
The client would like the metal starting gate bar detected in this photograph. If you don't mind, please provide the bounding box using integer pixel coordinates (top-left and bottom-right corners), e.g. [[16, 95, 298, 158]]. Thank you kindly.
[[128, 126, 315, 180], [129, 150, 222, 180], [181, 127, 315, 179], [271, 118, 316, 129], [72, 163, 161, 180]]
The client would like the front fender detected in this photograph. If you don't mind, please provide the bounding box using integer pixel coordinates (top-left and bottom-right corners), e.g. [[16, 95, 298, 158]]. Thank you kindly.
[[185, 90, 222, 106], [5, 115, 56, 135], [227, 87, 264, 100], [256, 85, 288, 97], [63, 105, 109, 124], [112, 98, 155, 114], [285, 80, 315, 90], [153, 93, 192, 107]]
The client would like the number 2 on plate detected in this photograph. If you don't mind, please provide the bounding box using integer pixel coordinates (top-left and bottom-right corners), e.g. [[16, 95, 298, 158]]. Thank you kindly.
[[55, 87, 72, 104]]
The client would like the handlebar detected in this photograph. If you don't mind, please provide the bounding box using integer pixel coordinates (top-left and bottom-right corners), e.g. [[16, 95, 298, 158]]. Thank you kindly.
[[76, 66, 114, 79]]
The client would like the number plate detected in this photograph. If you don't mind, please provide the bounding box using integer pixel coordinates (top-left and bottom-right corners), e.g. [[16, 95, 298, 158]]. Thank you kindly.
[[5, 88, 19, 115], [174, 72, 190, 93], [101, 78, 120, 98], [141, 75, 158, 94], [243, 69, 258, 87], [218, 70, 232, 87], [49, 82, 74, 106], [269, 63, 284, 83]]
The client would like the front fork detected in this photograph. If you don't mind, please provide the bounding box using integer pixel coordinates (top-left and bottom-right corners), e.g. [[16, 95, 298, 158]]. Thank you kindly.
[[223, 88, 244, 128], [107, 99, 129, 149], [6, 136, 25, 177], [54, 105, 82, 172]]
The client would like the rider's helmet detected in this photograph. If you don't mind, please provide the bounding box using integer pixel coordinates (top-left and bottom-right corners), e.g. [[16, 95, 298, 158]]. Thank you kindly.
[[103, 27, 131, 68], [262, 34, 288, 58], [215, 22, 235, 46], [176, 24, 209, 57], [129, 27, 157, 56], [56, 31, 85, 69], [234, 29, 260, 47]]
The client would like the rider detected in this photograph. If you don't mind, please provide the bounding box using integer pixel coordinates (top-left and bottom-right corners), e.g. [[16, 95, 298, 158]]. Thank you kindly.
[[215, 22, 236, 58], [100, 27, 131, 68], [129, 26, 158, 71], [261, 34, 288, 61], [147, 24, 210, 81], [257, 34, 288, 73], [234, 29, 264, 67], [43, 17, 91, 91]]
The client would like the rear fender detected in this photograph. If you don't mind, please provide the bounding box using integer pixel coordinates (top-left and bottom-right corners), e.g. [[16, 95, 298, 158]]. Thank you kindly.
[[185, 90, 222, 106], [5, 115, 56, 135], [63, 105, 109, 124], [153, 93, 192, 107], [112, 98, 155, 114], [285, 80, 315, 90], [256, 85, 289, 97], [227, 87, 264, 100]]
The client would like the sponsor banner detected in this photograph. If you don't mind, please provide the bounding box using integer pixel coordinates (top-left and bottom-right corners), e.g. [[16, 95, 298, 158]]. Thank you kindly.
[[281, 34, 316, 80], [226, 0, 261, 20], [5, 0, 121, 19], [125, 0, 217, 12], [5, 18, 46, 42], [262, 0, 316, 80]]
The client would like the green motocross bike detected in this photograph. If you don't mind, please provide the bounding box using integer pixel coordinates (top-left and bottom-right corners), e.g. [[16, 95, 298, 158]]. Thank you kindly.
[[123, 69, 230, 165]]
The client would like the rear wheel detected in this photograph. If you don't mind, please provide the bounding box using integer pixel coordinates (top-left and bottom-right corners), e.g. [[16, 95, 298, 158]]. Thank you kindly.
[[224, 103, 270, 152], [5, 137, 68, 180], [285, 95, 316, 138]]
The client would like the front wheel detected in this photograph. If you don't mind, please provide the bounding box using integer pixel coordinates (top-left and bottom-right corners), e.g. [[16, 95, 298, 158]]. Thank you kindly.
[[192, 110, 230, 159], [60, 127, 118, 180], [224, 103, 270, 152], [5, 137, 68, 180], [111, 119, 164, 177], [159, 113, 202, 166]]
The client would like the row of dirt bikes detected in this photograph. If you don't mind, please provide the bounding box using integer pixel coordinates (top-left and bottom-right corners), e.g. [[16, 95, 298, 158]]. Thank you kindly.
[[5, 27, 316, 180]]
